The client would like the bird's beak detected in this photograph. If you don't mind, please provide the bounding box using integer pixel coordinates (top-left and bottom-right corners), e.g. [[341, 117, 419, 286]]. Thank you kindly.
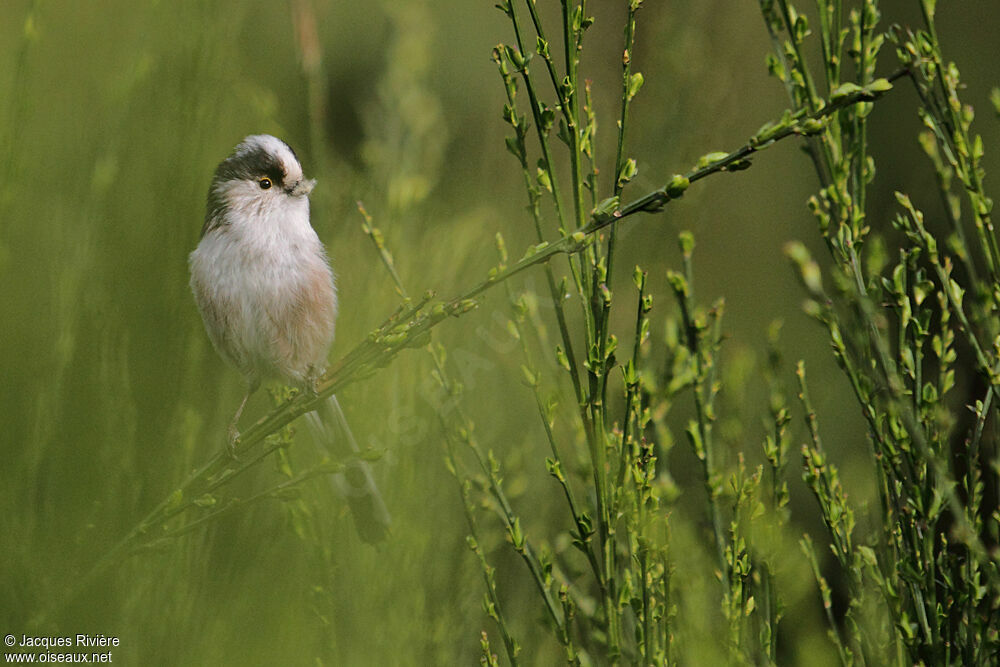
[[288, 178, 316, 197]]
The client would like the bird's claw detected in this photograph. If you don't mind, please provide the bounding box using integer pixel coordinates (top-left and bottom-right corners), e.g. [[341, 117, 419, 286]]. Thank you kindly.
[[307, 376, 322, 398], [226, 426, 241, 461]]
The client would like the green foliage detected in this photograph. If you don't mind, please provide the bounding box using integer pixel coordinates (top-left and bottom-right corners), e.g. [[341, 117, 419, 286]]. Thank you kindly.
[[2, 1, 999, 665], [466, 0, 1000, 664]]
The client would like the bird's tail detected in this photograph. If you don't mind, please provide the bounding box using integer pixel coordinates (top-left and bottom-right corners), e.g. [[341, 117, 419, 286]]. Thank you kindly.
[[305, 394, 391, 543]]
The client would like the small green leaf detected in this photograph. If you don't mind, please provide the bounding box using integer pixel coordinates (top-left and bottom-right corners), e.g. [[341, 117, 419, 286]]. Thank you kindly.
[[521, 241, 549, 260], [890, 263, 905, 296], [556, 118, 571, 146], [697, 151, 729, 168], [973, 134, 985, 162], [913, 280, 934, 306], [621, 359, 637, 386], [617, 158, 638, 187], [193, 494, 216, 508], [166, 489, 184, 511], [867, 78, 893, 93], [555, 345, 571, 372], [536, 35, 549, 58], [504, 136, 524, 162], [605, 334, 618, 361], [503, 45, 525, 70], [508, 517, 525, 550], [830, 81, 864, 101], [765, 53, 786, 82], [272, 487, 302, 501], [494, 232, 507, 265], [792, 11, 809, 41], [538, 102, 555, 134], [685, 420, 705, 460], [666, 270, 687, 296], [560, 75, 574, 100], [857, 545, 878, 566], [627, 72, 644, 100], [948, 278, 965, 307]]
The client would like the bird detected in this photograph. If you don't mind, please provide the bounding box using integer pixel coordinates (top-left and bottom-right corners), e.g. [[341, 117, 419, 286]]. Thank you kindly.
[[188, 134, 390, 543]]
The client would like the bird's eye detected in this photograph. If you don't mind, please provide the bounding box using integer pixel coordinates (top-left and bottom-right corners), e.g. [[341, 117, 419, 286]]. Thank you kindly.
[[258, 177, 272, 190]]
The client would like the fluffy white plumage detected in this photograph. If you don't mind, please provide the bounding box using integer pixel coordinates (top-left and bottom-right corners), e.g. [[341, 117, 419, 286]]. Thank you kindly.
[[188, 135, 390, 543], [189, 134, 335, 387]]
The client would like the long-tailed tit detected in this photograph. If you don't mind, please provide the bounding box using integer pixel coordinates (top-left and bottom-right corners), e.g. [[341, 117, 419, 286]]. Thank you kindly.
[[189, 135, 390, 542]]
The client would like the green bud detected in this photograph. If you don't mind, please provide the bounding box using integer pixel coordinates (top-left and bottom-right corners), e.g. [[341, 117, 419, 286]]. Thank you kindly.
[[784, 241, 824, 295], [678, 231, 695, 256], [800, 117, 825, 134], [593, 196, 620, 219], [536, 166, 552, 192], [632, 265, 645, 291], [665, 174, 689, 198]]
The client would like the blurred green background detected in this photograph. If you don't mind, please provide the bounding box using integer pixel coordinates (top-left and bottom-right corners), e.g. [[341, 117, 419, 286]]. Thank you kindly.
[[1, 0, 997, 664]]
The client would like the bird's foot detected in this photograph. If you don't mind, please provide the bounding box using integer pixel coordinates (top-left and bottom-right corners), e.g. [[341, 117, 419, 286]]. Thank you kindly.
[[226, 425, 241, 461], [304, 364, 326, 398]]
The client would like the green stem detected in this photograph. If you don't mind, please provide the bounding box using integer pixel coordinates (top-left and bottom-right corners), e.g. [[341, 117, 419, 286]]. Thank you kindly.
[[607, 1, 639, 287]]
